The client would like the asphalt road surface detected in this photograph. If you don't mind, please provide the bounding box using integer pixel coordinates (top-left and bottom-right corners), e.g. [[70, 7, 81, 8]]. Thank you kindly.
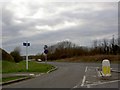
[[2, 62, 119, 89]]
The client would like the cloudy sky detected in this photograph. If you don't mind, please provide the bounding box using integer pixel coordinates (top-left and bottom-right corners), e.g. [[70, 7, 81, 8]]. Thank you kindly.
[[1, 0, 118, 55]]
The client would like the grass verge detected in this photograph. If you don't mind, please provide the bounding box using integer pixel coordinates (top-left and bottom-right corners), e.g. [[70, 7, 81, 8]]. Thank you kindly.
[[2, 61, 55, 73]]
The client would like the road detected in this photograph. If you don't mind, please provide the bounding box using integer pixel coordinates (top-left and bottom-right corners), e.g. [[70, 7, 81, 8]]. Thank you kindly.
[[2, 62, 119, 89]]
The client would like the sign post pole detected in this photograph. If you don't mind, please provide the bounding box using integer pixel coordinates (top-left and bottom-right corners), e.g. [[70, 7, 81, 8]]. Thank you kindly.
[[45, 54, 47, 64], [26, 43, 28, 70], [23, 41, 30, 70]]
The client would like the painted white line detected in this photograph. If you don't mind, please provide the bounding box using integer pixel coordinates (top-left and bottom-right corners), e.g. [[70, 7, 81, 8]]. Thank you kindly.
[[95, 67, 102, 77], [86, 80, 120, 88], [72, 80, 82, 89], [98, 71, 102, 77], [72, 66, 88, 88], [81, 75, 86, 87], [81, 66, 88, 87]]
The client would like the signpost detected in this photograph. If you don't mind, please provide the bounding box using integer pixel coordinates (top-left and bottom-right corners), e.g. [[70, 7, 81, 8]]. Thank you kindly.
[[23, 41, 30, 70], [44, 45, 48, 63]]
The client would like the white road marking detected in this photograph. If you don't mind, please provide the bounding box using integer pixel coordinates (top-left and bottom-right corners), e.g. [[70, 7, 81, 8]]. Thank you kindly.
[[96, 67, 102, 77], [81, 75, 86, 87], [81, 66, 88, 87], [72, 66, 88, 88], [73, 66, 119, 88], [73, 79, 83, 88], [86, 80, 120, 88]]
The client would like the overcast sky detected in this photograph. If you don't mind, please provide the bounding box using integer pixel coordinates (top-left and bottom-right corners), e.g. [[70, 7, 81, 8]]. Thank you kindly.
[[1, 0, 118, 55]]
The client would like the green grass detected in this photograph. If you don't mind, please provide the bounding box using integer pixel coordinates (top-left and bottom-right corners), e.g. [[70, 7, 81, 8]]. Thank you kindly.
[[2, 60, 55, 73], [2, 76, 27, 82]]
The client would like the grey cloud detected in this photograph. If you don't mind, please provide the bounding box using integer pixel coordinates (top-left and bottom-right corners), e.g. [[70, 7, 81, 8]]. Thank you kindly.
[[2, 2, 118, 55]]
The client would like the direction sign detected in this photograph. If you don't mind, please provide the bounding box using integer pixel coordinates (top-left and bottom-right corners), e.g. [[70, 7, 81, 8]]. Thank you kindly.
[[43, 45, 48, 63], [23, 42, 30, 46], [44, 45, 48, 50], [44, 49, 48, 54]]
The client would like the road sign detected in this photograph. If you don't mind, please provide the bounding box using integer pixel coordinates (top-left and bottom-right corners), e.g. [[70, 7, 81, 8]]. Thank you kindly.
[[23, 43, 26, 46], [23, 42, 30, 46], [44, 45, 48, 54], [44, 49, 48, 54], [102, 59, 111, 77], [44, 45, 48, 50], [43, 45, 48, 63]]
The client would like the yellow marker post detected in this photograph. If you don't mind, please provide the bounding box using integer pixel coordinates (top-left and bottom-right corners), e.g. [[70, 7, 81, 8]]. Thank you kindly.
[[102, 59, 111, 77]]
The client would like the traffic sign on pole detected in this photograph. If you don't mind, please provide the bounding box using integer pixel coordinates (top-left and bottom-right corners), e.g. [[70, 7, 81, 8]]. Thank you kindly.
[[44, 49, 48, 54], [23, 41, 30, 70], [44, 45, 48, 63]]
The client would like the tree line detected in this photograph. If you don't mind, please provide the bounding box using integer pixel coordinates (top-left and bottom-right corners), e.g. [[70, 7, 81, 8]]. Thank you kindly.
[[2, 37, 119, 62], [38, 37, 120, 61]]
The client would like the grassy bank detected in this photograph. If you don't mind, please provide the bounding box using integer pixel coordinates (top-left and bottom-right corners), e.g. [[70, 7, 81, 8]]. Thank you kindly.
[[56, 55, 120, 63], [2, 61, 55, 73]]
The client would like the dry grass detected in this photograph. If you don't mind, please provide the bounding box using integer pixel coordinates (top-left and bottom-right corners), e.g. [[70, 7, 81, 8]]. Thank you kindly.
[[56, 55, 120, 63]]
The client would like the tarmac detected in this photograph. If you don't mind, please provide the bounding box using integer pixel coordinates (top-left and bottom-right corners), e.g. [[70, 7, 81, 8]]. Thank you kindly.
[[1, 66, 58, 85], [1, 62, 119, 88]]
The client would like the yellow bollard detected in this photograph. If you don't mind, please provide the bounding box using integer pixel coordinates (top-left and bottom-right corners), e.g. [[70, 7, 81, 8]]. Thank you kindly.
[[102, 59, 111, 77]]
